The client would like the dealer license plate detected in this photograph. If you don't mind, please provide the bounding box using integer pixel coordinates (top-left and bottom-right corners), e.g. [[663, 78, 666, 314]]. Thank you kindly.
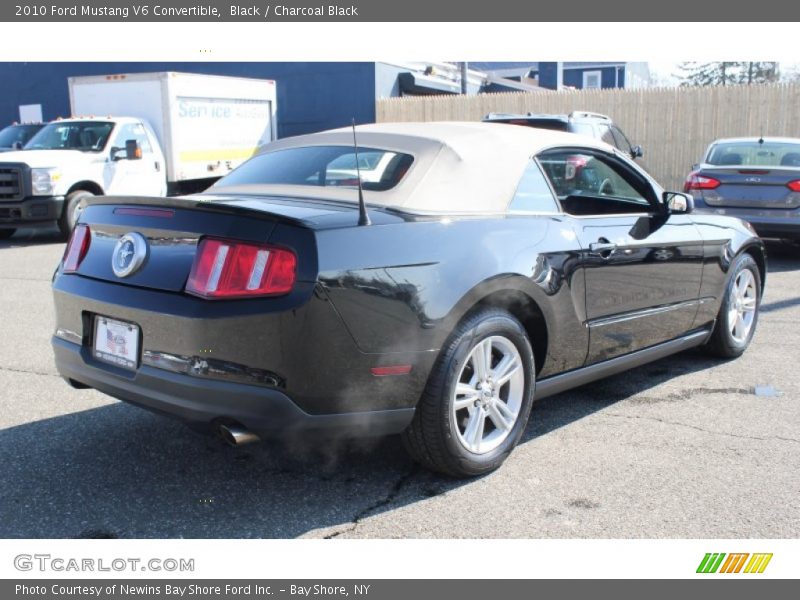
[[93, 316, 140, 370]]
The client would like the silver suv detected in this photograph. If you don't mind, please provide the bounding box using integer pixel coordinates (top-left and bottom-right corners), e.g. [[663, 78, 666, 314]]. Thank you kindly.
[[483, 111, 644, 161]]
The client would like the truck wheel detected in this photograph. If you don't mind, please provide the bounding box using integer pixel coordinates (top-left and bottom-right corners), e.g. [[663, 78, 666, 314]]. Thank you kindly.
[[0, 229, 15, 240], [58, 190, 94, 237], [704, 253, 761, 358], [402, 309, 535, 478]]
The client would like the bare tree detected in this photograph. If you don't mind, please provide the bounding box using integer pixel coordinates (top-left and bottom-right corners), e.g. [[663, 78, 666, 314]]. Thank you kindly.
[[677, 62, 738, 86], [740, 62, 779, 84], [677, 62, 780, 86]]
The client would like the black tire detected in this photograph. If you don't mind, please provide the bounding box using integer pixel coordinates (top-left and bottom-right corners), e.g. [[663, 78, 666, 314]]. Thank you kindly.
[[705, 253, 761, 358], [402, 308, 535, 478], [0, 229, 15, 240], [58, 190, 94, 237]]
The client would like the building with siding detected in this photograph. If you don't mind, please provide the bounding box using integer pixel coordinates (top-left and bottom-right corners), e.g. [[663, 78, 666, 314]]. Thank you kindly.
[[471, 62, 651, 90], [0, 62, 642, 139]]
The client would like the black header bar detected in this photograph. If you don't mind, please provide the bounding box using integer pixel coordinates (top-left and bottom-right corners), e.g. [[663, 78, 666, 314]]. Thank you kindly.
[[4, 1, 800, 22]]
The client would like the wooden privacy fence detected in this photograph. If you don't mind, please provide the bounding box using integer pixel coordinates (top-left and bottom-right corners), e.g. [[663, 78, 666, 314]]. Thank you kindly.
[[376, 84, 800, 190]]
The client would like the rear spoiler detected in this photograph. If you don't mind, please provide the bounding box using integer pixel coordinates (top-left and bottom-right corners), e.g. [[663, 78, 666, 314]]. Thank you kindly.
[[80, 194, 307, 227]]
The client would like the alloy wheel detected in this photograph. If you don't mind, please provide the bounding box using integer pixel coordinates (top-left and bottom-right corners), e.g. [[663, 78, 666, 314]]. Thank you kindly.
[[728, 268, 757, 344], [451, 335, 525, 455], [70, 201, 84, 230]]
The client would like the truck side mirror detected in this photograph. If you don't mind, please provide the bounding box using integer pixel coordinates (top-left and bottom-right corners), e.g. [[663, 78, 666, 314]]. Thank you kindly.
[[125, 139, 142, 160], [110, 141, 141, 161], [631, 145, 643, 159], [12, 141, 23, 150]]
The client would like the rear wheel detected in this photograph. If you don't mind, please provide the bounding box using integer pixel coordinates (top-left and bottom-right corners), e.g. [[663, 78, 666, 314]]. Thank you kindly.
[[705, 253, 761, 358], [402, 309, 535, 477], [0, 229, 15, 240], [58, 190, 94, 237]]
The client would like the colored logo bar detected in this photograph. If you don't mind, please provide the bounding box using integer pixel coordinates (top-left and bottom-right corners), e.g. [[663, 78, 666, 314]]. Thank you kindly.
[[697, 553, 773, 574]]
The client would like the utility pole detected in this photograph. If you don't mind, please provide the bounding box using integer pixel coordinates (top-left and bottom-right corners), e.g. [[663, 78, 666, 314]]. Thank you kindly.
[[461, 62, 468, 94]]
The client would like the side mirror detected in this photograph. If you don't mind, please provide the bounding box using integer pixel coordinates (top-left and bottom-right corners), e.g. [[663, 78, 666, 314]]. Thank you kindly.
[[12, 141, 23, 150], [663, 191, 694, 214], [125, 139, 142, 160], [110, 140, 142, 161], [631, 145, 644, 159]]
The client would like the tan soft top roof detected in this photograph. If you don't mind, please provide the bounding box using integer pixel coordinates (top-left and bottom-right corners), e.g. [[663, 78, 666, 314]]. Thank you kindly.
[[210, 121, 612, 214]]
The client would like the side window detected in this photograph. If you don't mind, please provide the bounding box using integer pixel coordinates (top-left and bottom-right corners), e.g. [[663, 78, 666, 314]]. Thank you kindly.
[[113, 123, 152, 154], [610, 126, 633, 154], [597, 124, 616, 148], [537, 149, 653, 216], [509, 160, 559, 213]]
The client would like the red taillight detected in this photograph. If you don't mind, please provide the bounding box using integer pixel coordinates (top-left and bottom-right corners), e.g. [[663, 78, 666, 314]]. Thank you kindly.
[[787, 180, 800, 192], [684, 171, 721, 192], [62, 225, 91, 273], [565, 154, 589, 180], [186, 237, 296, 299]]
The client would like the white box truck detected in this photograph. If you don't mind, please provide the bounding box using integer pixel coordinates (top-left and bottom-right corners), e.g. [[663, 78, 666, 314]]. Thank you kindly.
[[0, 71, 277, 238]]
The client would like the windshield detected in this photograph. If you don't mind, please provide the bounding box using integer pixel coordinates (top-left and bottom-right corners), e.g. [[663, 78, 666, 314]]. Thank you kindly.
[[24, 121, 114, 152], [215, 145, 414, 191], [706, 140, 800, 167], [0, 124, 43, 148]]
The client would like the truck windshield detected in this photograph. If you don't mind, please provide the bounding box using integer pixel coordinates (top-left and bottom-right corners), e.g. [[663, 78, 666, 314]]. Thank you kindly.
[[24, 121, 114, 152], [215, 145, 414, 191]]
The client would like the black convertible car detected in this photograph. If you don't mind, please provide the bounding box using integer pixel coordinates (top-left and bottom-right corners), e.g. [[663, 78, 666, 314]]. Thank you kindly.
[[51, 122, 765, 477]]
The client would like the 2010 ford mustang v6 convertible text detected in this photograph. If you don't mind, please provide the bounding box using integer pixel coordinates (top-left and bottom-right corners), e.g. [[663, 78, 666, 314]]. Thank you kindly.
[[51, 122, 765, 477]]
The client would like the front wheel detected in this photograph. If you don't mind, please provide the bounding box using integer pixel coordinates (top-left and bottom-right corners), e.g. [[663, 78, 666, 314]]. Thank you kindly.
[[402, 309, 535, 477], [705, 253, 761, 358], [58, 190, 94, 237]]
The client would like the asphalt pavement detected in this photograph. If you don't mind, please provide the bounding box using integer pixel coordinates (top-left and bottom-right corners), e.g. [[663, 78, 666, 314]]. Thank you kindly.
[[0, 226, 798, 538]]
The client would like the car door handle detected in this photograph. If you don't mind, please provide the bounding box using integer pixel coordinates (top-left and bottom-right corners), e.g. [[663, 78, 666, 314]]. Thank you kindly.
[[154, 161, 161, 172], [589, 239, 617, 257]]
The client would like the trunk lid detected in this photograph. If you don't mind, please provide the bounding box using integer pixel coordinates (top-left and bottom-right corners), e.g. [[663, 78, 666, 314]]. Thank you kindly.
[[697, 166, 800, 209], [69, 195, 329, 293]]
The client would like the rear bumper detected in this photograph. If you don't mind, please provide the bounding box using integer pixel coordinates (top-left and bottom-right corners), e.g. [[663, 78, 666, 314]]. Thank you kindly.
[[693, 205, 800, 239], [52, 336, 415, 438], [0, 195, 64, 228]]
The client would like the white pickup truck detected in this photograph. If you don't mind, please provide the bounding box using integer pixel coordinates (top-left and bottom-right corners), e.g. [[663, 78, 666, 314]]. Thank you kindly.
[[0, 71, 277, 238]]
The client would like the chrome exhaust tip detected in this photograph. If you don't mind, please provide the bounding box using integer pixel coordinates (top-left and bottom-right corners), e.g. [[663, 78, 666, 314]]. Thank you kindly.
[[218, 423, 260, 446]]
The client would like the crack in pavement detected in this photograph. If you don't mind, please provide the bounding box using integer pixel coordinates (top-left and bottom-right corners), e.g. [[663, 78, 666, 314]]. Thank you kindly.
[[323, 467, 419, 539], [601, 412, 800, 444], [627, 387, 752, 405], [0, 365, 60, 379]]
